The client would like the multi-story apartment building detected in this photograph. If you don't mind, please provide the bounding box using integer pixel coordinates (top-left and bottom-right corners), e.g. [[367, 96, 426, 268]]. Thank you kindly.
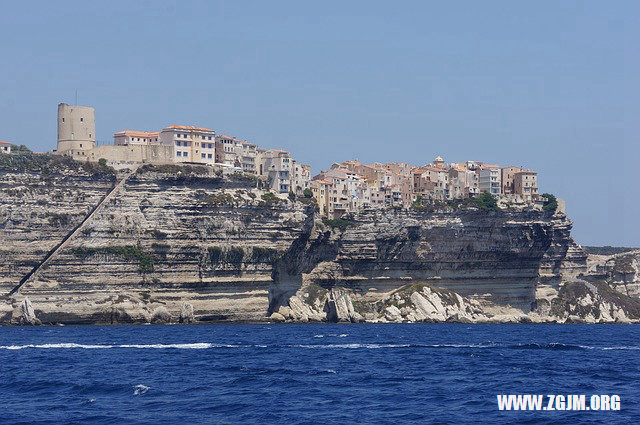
[[311, 179, 332, 216], [259, 149, 293, 193], [113, 130, 160, 146], [478, 165, 501, 196], [234, 141, 258, 173], [215, 134, 242, 167], [423, 167, 449, 199], [291, 160, 311, 196], [501, 166, 525, 195], [159, 125, 216, 165], [513, 170, 539, 201]]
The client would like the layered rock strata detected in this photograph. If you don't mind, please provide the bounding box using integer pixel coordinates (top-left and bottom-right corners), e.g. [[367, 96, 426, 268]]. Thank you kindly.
[[4, 157, 636, 324]]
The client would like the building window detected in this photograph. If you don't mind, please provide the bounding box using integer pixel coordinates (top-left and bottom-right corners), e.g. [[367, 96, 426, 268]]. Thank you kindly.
[[183, 152, 188, 157], [80, 118, 83, 122], [80, 144, 83, 147], [62, 118, 65, 122], [208, 154, 212, 159], [176, 151, 181, 156], [201, 153, 206, 158]]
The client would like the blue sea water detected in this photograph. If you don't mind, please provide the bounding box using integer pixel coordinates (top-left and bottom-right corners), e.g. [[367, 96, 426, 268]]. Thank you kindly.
[[1, 324, 639, 424]]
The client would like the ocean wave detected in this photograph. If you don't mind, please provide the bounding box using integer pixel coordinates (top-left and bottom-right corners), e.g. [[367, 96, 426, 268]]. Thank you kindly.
[[1, 342, 637, 351], [0, 343, 236, 350], [293, 343, 412, 349], [133, 384, 150, 396]]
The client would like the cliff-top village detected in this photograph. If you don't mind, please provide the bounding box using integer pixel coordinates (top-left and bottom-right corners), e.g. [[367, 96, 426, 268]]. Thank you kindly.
[[1, 103, 543, 218]]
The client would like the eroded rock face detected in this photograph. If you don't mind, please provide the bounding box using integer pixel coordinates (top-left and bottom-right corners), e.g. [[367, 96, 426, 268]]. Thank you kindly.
[[0, 160, 604, 324], [282, 209, 586, 311]]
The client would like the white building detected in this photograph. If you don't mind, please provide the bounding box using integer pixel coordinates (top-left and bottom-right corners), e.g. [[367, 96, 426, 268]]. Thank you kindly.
[[0, 141, 11, 154], [259, 149, 292, 193], [159, 125, 216, 165], [234, 141, 258, 173], [291, 160, 311, 196], [478, 165, 501, 196], [114, 130, 159, 146]]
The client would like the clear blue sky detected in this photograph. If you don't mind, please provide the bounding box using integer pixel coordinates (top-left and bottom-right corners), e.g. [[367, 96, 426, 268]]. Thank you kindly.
[[0, 1, 637, 246]]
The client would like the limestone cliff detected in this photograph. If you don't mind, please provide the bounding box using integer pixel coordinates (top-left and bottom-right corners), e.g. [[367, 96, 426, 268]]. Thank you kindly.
[[2, 156, 635, 325]]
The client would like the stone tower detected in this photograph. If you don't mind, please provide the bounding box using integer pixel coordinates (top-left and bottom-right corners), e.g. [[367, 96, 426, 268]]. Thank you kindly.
[[57, 103, 95, 153]]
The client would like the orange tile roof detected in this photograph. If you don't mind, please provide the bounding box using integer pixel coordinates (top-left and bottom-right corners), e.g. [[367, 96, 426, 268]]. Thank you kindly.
[[0, 141, 11, 145], [166, 125, 214, 132]]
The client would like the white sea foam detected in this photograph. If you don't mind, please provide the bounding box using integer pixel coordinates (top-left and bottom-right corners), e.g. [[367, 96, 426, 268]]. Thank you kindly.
[[119, 343, 215, 349], [0, 342, 237, 350], [1, 342, 636, 351], [133, 384, 150, 395], [601, 346, 640, 350], [0, 343, 111, 350], [294, 343, 412, 349]]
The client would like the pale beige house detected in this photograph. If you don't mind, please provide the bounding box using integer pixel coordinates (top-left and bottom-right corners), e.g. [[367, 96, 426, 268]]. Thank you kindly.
[[214, 134, 242, 167], [501, 166, 524, 195], [259, 149, 293, 193], [513, 170, 539, 201], [159, 125, 216, 165], [235, 141, 258, 173], [311, 179, 332, 216], [291, 161, 311, 196]]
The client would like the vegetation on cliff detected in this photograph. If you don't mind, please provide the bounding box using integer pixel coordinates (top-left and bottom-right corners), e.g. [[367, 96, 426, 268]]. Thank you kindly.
[[71, 245, 154, 273], [322, 217, 354, 231], [542, 193, 558, 212], [411, 192, 500, 212], [0, 150, 115, 177]]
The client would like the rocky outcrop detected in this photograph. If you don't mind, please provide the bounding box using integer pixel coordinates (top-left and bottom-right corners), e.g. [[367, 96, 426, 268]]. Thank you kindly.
[[7, 157, 631, 325], [12, 297, 41, 325], [274, 208, 586, 311], [586, 249, 640, 298]]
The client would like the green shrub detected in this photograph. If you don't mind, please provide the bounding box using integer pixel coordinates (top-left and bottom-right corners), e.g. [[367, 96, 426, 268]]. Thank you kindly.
[[466, 192, 500, 211], [225, 247, 245, 267], [303, 188, 313, 198], [71, 245, 154, 273], [208, 246, 245, 268], [322, 217, 354, 231], [288, 190, 296, 201], [542, 193, 558, 212], [260, 192, 281, 206], [208, 247, 223, 265], [251, 247, 279, 264], [204, 193, 236, 205]]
